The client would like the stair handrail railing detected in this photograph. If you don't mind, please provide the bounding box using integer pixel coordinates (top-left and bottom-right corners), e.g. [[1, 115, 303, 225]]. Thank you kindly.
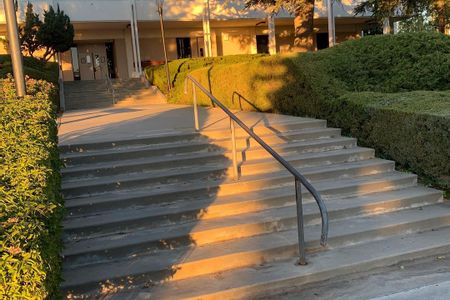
[[99, 65, 116, 104], [184, 75, 329, 265]]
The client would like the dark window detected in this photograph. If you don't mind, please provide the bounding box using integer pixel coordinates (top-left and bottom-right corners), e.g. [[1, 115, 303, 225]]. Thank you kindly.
[[105, 42, 116, 79], [176, 38, 192, 59], [316, 33, 329, 50], [256, 35, 269, 54]]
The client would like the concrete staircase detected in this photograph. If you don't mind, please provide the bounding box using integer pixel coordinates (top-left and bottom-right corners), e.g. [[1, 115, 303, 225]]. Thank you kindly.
[[64, 79, 161, 110], [60, 116, 449, 299]]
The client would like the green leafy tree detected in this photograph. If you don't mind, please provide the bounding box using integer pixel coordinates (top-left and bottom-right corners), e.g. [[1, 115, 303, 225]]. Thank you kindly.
[[245, 0, 317, 51], [19, 2, 42, 58], [354, 0, 449, 34], [37, 5, 74, 61]]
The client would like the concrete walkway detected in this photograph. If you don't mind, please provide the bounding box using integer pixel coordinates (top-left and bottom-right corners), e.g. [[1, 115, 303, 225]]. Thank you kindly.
[[59, 102, 301, 146]]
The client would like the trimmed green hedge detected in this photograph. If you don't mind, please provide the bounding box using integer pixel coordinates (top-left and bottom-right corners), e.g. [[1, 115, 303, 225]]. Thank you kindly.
[[0, 77, 62, 299], [0, 55, 59, 84], [145, 54, 267, 104], [151, 32, 450, 191]]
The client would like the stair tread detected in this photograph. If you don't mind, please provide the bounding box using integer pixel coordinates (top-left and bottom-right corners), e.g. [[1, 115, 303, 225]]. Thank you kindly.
[[61, 146, 371, 189], [63, 159, 402, 208], [60, 123, 333, 157], [61, 203, 450, 288], [62, 186, 442, 257], [133, 225, 450, 300], [61, 136, 355, 172]]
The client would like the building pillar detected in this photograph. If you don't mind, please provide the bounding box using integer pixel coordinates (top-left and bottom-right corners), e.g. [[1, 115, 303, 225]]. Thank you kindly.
[[327, 0, 336, 47], [124, 29, 135, 78], [132, 0, 142, 75], [267, 13, 276, 55], [202, 0, 212, 57], [383, 18, 392, 34]]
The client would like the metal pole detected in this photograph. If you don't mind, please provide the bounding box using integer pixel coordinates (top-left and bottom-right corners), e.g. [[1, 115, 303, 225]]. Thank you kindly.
[[295, 177, 307, 265], [327, 0, 336, 47], [132, 0, 142, 75], [4, 0, 26, 97], [192, 82, 199, 131], [230, 118, 239, 180], [157, 1, 171, 91]]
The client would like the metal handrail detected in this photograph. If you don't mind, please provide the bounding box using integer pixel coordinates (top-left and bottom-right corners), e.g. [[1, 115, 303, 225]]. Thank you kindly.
[[99, 65, 116, 104], [184, 74, 329, 265]]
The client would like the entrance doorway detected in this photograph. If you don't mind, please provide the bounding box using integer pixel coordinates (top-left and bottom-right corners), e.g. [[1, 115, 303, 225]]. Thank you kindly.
[[176, 37, 192, 59], [256, 35, 269, 54], [316, 33, 329, 50], [76, 43, 110, 80]]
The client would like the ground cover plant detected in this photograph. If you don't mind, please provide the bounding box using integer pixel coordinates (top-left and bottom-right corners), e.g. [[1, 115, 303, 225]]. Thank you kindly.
[[0, 76, 62, 299]]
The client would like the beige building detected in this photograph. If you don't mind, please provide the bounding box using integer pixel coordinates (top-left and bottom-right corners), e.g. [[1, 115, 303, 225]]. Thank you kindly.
[[0, 0, 373, 81]]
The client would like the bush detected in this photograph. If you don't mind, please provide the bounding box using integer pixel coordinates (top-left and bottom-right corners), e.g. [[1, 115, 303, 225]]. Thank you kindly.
[[151, 32, 450, 191], [0, 55, 58, 84], [0, 77, 62, 299], [145, 54, 267, 104]]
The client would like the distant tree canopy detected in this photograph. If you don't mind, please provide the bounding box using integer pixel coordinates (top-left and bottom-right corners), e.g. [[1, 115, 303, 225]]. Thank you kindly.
[[354, 0, 449, 33], [19, 2, 74, 61], [245, 0, 317, 51]]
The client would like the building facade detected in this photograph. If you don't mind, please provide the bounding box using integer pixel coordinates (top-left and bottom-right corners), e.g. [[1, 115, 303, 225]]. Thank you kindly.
[[0, 0, 372, 81]]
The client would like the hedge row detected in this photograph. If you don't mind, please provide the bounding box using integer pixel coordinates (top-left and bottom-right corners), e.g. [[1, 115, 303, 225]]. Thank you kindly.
[[145, 54, 267, 104], [0, 55, 59, 84], [0, 77, 62, 299]]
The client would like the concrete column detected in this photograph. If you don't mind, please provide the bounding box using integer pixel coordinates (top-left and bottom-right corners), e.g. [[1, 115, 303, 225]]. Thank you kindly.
[[267, 13, 276, 55], [327, 0, 336, 47], [202, 0, 212, 57], [124, 29, 135, 78], [3, 0, 26, 96], [132, 0, 142, 75], [383, 18, 392, 34], [129, 1, 139, 77]]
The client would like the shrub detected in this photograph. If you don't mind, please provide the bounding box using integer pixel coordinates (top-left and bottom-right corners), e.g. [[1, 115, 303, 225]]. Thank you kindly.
[[151, 32, 450, 191], [145, 54, 267, 104], [0, 55, 58, 84], [0, 77, 62, 299]]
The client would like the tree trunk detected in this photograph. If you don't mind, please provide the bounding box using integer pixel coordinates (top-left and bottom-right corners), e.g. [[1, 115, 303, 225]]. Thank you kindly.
[[435, 0, 447, 33], [293, 0, 315, 52]]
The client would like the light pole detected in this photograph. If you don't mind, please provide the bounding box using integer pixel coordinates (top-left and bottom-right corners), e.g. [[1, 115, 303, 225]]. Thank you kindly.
[[327, 0, 336, 47], [156, 0, 171, 92], [3, 0, 26, 96]]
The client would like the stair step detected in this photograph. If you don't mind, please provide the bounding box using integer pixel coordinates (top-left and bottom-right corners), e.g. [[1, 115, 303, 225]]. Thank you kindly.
[[140, 225, 450, 300], [65, 159, 394, 216], [63, 186, 442, 260], [61, 136, 355, 172], [63, 170, 417, 237], [61, 203, 450, 292], [61, 147, 375, 197]]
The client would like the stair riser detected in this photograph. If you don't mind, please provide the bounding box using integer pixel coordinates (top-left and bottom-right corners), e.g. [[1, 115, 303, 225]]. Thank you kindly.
[[59, 133, 201, 153], [61, 214, 450, 293], [201, 120, 327, 139], [62, 139, 356, 179], [62, 150, 375, 198], [66, 159, 391, 216], [63, 173, 416, 241], [59, 127, 340, 155], [64, 165, 408, 216], [63, 192, 443, 267], [241, 149, 374, 177]]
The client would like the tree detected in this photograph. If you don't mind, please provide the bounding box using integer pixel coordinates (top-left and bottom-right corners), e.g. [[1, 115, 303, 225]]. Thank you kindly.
[[354, 0, 449, 34], [37, 5, 74, 61], [245, 0, 316, 51], [19, 2, 42, 58]]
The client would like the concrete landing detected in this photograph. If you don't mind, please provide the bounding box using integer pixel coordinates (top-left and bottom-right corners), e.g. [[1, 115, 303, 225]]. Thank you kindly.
[[59, 102, 301, 146]]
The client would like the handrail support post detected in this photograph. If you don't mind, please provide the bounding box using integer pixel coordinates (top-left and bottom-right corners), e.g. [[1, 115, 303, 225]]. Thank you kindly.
[[230, 117, 239, 180], [192, 82, 200, 131], [295, 177, 307, 265]]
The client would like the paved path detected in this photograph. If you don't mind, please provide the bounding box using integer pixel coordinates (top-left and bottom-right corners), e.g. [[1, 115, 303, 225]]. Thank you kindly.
[[58, 102, 301, 145]]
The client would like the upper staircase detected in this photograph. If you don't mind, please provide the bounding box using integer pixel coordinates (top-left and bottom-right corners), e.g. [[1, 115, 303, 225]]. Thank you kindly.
[[60, 113, 449, 299], [63, 79, 164, 110]]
